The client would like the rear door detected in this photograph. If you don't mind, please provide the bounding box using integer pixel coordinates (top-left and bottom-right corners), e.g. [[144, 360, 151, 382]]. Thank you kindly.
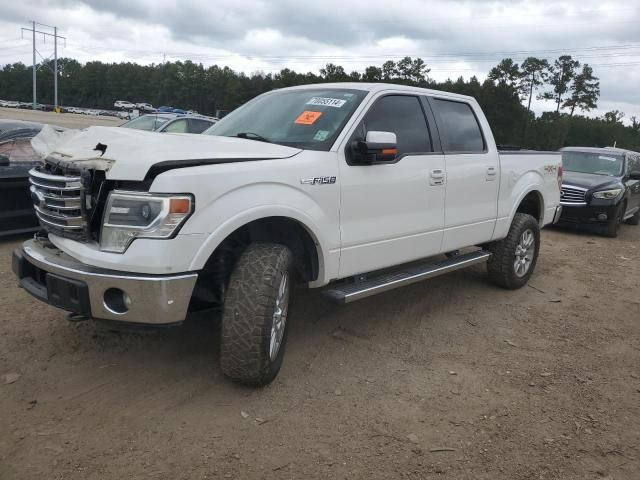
[[429, 97, 499, 250], [337, 93, 446, 277]]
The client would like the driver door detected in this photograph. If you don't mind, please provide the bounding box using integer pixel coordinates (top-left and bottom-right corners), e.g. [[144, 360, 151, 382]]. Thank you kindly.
[[338, 93, 446, 277]]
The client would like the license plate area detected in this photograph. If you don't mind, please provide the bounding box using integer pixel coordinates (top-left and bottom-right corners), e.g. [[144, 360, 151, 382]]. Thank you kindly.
[[45, 273, 91, 316]]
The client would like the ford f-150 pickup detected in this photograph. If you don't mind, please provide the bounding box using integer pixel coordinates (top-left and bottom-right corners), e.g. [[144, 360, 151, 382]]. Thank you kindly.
[[13, 83, 562, 385]]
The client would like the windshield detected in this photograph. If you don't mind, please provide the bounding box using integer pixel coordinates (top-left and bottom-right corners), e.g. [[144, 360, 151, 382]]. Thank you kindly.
[[562, 151, 624, 176], [205, 88, 368, 150], [120, 115, 172, 131]]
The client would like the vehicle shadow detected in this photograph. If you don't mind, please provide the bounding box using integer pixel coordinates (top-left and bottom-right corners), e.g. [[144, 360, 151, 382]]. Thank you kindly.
[[45, 262, 492, 395]]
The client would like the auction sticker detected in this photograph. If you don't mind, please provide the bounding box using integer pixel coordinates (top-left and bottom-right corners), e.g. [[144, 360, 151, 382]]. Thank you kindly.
[[306, 97, 347, 108], [295, 111, 322, 125], [314, 130, 330, 141]]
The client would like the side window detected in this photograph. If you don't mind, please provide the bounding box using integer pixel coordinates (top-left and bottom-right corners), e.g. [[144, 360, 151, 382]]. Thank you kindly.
[[361, 95, 432, 155], [162, 119, 189, 133], [432, 99, 485, 153], [629, 155, 640, 174], [189, 119, 214, 134]]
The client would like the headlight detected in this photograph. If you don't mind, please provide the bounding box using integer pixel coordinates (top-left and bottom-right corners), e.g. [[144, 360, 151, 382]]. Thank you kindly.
[[100, 191, 193, 253], [592, 188, 622, 200]]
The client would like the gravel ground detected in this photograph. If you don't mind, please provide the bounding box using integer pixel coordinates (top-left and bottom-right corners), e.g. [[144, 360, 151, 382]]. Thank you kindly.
[[0, 107, 124, 129], [0, 225, 639, 480]]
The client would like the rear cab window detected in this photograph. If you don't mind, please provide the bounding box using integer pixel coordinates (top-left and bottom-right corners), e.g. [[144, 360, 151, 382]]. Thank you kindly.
[[431, 99, 486, 153]]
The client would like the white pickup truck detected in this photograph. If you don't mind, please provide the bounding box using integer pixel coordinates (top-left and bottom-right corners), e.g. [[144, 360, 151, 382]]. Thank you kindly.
[[13, 83, 562, 385]]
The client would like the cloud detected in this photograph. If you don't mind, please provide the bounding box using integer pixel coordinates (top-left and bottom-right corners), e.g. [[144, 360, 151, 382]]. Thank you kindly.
[[0, 0, 639, 120]]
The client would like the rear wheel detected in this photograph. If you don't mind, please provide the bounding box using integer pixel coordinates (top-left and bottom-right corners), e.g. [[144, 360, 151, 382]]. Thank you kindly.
[[486, 213, 540, 289], [220, 243, 293, 386]]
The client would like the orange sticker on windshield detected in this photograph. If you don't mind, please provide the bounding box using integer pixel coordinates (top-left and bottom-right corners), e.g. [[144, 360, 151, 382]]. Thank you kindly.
[[295, 110, 322, 125]]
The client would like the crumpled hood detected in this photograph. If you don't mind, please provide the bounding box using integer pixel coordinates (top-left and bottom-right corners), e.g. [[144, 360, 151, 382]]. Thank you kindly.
[[31, 125, 302, 180]]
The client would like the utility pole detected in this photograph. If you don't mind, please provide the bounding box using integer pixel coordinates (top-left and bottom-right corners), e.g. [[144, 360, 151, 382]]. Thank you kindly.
[[32, 21, 36, 109], [21, 22, 67, 110], [54, 26, 58, 109]]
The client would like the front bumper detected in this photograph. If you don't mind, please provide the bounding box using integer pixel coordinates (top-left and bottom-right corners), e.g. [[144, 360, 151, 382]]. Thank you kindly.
[[12, 238, 198, 325], [558, 203, 619, 225]]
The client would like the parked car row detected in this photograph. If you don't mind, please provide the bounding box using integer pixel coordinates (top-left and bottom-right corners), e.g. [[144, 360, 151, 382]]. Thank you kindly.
[[114, 100, 199, 115], [1, 98, 214, 122]]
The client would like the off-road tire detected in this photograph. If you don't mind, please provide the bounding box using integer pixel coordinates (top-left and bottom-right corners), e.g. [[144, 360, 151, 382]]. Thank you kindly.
[[486, 213, 540, 289], [603, 203, 625, 237], [220, 243, 293, 386]]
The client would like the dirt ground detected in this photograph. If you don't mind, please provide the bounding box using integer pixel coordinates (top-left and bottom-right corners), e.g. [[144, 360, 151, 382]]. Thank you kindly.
[[0, 107, 123, 129], [1, 224, 639, 480]]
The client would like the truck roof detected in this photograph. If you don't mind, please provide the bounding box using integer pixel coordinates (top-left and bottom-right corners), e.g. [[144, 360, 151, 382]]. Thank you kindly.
[[276, 82, 478, 103]]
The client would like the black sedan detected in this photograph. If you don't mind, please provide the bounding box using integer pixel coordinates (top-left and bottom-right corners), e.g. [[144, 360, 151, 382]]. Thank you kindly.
[[558, 146, 640, 237], [0, 120, 49, 237]]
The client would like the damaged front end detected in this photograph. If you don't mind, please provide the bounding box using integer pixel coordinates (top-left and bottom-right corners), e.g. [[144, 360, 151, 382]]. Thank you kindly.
[[29, 157, 112, 243]]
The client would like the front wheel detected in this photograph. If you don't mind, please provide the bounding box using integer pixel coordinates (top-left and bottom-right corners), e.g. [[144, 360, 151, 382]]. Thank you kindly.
[[603, 203, 625, 237], [220, 243, 293, 386], [486, 213, 540, 289]]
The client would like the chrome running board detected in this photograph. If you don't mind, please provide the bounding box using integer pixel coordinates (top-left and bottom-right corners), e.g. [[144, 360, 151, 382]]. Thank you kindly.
[[324, 250, 491, 304]]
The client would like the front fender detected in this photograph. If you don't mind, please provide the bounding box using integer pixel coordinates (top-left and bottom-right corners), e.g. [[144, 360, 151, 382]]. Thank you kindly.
[[149, 153, 341, 285], [183, 178, 340, 285], [189, 204, 334, 285]]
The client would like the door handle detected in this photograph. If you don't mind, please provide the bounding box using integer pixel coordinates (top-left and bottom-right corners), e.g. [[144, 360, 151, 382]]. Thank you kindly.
[[486, 166, 497, 181], [430, 169, 445, 186]]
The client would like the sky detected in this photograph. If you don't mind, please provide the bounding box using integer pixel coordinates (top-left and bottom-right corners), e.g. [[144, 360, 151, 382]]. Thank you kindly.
[[1, 0, 639, 123]]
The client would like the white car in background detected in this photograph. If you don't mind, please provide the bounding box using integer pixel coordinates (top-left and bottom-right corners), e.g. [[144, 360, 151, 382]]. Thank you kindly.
[[120, 113, 217, 133], [135, 102, 155, 113], [114, 100, 135, 110]]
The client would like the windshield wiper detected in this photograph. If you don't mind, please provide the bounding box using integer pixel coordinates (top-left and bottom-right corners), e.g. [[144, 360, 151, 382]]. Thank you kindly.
[[234, 132, 272, 143]]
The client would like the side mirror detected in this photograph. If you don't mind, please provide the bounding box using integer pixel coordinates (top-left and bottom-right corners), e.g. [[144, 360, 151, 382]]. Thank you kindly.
[[351, 131, 398, 163], [629, 171, 640, 180]]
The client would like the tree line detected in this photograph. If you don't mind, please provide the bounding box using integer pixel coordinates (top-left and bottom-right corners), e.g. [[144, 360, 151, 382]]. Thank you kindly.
[[0, 55, 639, 151]]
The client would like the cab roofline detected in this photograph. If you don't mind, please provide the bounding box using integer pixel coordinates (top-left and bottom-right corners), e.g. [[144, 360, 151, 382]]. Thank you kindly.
[[270, 82, 477, 103]]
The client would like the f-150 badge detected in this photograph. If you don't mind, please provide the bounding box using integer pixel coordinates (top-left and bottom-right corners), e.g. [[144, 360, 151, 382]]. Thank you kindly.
[[300, 176, 336, 185]]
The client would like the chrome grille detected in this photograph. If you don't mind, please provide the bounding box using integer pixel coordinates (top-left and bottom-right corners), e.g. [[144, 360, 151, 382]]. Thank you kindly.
[[28, 166, 89, 240], [560, 185, 587, 205]]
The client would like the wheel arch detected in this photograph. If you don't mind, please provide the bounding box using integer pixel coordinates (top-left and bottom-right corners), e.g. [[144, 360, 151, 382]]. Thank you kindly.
[[515, 189, 544, 225], [190, 208, 327, 284]]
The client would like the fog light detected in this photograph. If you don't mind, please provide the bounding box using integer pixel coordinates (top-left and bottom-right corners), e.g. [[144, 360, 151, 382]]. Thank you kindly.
[[104, 288, 131, 314], [597, 213, 608, 221]]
